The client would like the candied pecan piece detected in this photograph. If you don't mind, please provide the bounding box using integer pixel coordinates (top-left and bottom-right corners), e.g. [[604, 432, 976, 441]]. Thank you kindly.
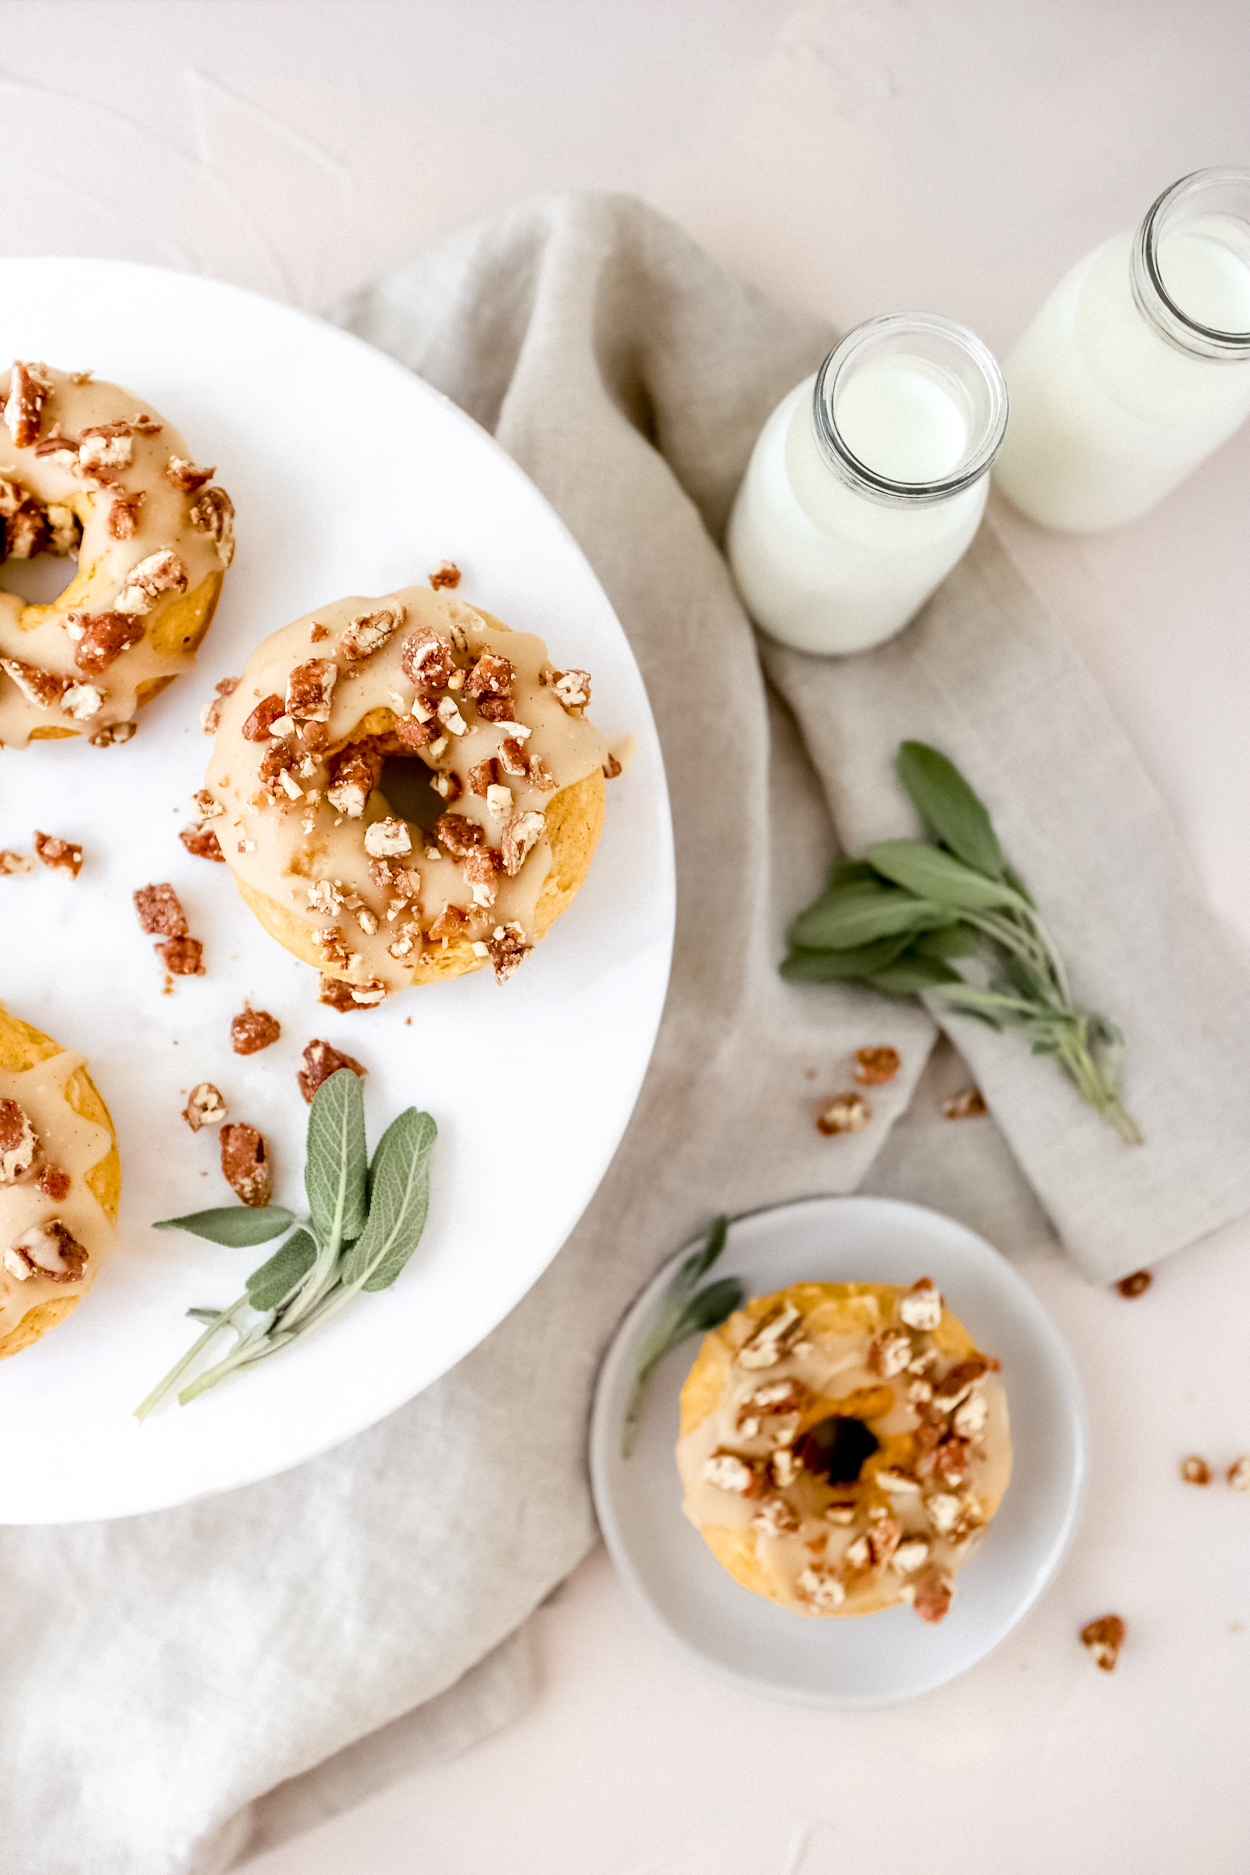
[[62, 682, 105, 722], [603, 752, 623, 779], [1081, 1614, 1125, 1672], [45, 502, 81, 554], [70, 611, 145, 675], [188, 485, 235, 565], [497, 737, 529, 777], [737, 1300, 804, 1370], [3, 361, 51, 447], [107, 491, 144, 539], [201, 676, 240, 734], [427, 902, 468, 943], [220, 1122, 271, 1206], [943, 1087, 987, 1121], [501, 810, 545, 878], [867, 1329, 912, 1379], [702, 1450, 767, 1498], [890, 1537, 930, 1575], [933, 1437, 972, 1486], [1181, 1455, 1212, 1485], [34, 831, 83, 878], [339, 605, 405, 663], [327, 745, 381, 818], [463, 648, 515, 702], [436, 811, 484, 857], [165, 455, 215, 493], [133, 882, 187, 937], [429, 561, 461, 589], [317, 974, 385, 1011], [484, 921, 530, 984], [854, 1045, 900, 1085], [796, 1565, 846, 1611], [182, 1083, 226, 1131], [1227, 1456, 1250, 1492], [550, 668, 591, 710], [401, 625, 458, 693], [1117, 1269, 1152, 1298], [180, 822, 225, 861], [467, 757, 498, 797], [79, 423, 134, 471], [474, 696, 513, 724], [897, 1277, 943, 1331], [297, 1039, 367, 1104], [363, 816, 412, 859], [526, 755, 557, 792], [242, 693, 287, 741], [395, 713, 437, 751], [4, 503, 46, 559], [0, 1099, 36, 1183], [156, 936, 205, 976], [931, 1355, 999, 1413], [0, 850, 32, 874], [231, 1007, 281, 1055], [430, 768, 463, 804], [0, 657, 69, 710], [286, 658, 336, 724], [116, 548, 187, 616], [910, 1573, 954, 1625], [463, 846, 499, 908], [88, 720, 136, 747], [37, 1164, 72, 1201], [4, 1218, 87, 1284], [816, 1092, 871, 1137]]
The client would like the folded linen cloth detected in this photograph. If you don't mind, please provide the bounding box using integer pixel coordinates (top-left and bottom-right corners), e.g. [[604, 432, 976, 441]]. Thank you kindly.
[[6, 193, 1250, 1875]]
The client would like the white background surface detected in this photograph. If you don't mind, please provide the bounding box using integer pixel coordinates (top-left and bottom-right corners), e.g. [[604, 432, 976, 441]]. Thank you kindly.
[[3, 2, 1249, 1869]]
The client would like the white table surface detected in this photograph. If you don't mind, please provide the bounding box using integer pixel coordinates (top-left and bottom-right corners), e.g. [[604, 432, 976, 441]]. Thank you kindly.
[[5, 3, 1249, 1869]]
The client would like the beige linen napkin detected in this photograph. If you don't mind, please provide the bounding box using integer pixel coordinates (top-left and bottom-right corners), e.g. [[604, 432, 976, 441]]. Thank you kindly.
[[5, 194, 1250, 1875]]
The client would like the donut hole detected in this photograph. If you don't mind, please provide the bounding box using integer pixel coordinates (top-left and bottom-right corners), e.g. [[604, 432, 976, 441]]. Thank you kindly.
[[0, 485, 83, 604], [376, 754, 446, 836], [0, 546, 79, 605], [796, 1414, 880, 1485]]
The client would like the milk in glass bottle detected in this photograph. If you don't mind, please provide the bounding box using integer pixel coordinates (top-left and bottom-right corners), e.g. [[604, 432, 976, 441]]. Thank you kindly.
[[727, 313, 1008, 656], [994, 168, 1250, 531]]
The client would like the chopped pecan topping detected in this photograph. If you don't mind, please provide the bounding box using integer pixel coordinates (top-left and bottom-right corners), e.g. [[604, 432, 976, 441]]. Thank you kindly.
[[37, 1164, 71, 1201], [910, 1572, 954, 1625], [220, 1122, 271, 1206], [771, 1448, 803, 1489], [180, 822, 225, 861], [309, 622, 330, 643], [133, 882, 188, 937], [436, 811, 484, 857], [157, 936, 205, 976], [931, 1355, 998, 1413], [327, 745, 382, 818], [430, 769, 463, 803], [1117, 1269, 1152, 1298], [550, 668, 591, 711], [476, 696, 515, 724], [258, 739, 299, 802], [313, 927, 353, 971], [62, 682, 105, 721], [924, 1491, 962, 1535], [500, 810, 545, 877], [339, 605, 405, 663], [34, 431, 80, 464], [463, 846, 500, 908], [875, 1467, 922, 1496], [1, 657, 69, 709], [485, 921, 529, 983], [737, 1300, 804, 1371], [436, 696, 467, 735], [854, 1045, 900, 1085], [525, 755, 557, 793], [952, 1390, 989, 1439], [933, 1436, 972, 1486], [3, 361, 51, 447], [116, 548, 187, 616], [1181, 1455, 1212, 1485], [107, 490, 144, 539], [867, 1329, 912, 1378], [165, 455, 215, 493], [89, 720, 137, 746], [5, 1218, 87, 1284], [0, 1099, 37, 1183], [1227, 1456, 1250, 1492], [467, 757, 498, 797], [464, 648, 515, 702], [368, 857, 420, 901], [890, 1537, 931, 1575], [297, 1038, 367, 1104], [428, 561, 461, 590], [387, 921, 420, 962], [0, 850, 32, 874], [0, 476, 26, 516], [897, 1277, 942, 1332], [363, 816, 412, 859], [751, 1496, 800, 1538], [242, 694, 286, 741], [68, 611, 144, 674], [306, 880, 345, 916], [318, 974, 378, 1012], [231, 1007, 281, 1055], [4, 503, 46, 559], [348, 980, 387, 1006], [79, 423, 134, 471], [497, 737, 528, 777], [45, 502, 81, 554], [201, 676, 240, 733], [816, 1092, 871, 1137], [1081, 1614, 1125, 1672], [395, 713, 437, 750], [188, 485, 235, 565], [183, 1082, 227, 1130], [737, 1377, 810, 1425], [401, 626, 458, 693], [943, 1087, 987, 1121], [34, 831, 83, 878], [286, 658, 336, 724], [796, 1565, 846, 1611], [702, 1450, 767, 1498], [427, 902, 468, 943]]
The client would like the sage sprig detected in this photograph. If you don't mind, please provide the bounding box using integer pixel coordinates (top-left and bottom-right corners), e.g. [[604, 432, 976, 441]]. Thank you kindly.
[[782, 741, 1142, 1146], [136, 1071, 437, 1420], [622, 1216, 743, 1457]]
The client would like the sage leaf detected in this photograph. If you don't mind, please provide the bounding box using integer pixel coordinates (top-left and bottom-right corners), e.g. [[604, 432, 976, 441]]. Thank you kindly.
[[153, 1206, 297, 1247], [913, 925, 982, 960], [305, 1069, 368, 1250], [623, 1216, 743, 1457], [246, 1228, 318, 1311], [677, 1214, 728, 1288], [865, 954, 963, 995], [780, 934, 915, 982], [864, 840, 1020, 912], [897, 741, 1005, 878], [827, 858, 879, 890], [789, 883, 951, 951], [342, 1108, 437, 1292], [672, 1276, 744, 1339]]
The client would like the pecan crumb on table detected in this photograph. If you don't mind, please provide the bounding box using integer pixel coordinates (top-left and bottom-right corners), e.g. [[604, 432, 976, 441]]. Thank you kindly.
[[1228, 1457, 1250, 1492], [33, 831, 83, 878], [1181, 1455, 1212, 1485], [815, 1092, 872, 1136], [854, 1045, 901, 1085], [182, 1083, 227, 1131], [230, 1007, 281, 1055], [1117, 1269, 1152, 1298], [1081, 1614, 1126, 1672], [428, 560, 461, 590], [220, 1122, 271, 1206], [297, 1039, 367, 1104], [942, 1087, 987, 1120], [0, 850, 33, 875], [133, 882, 188, 937], [180, 823, 225, 862], [156, 936, 205, 977]]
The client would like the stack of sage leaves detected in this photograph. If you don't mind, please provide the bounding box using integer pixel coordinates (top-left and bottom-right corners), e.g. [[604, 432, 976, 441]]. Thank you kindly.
[[781, 741, 1142, 1145], [137, 1070, 437, 1418]]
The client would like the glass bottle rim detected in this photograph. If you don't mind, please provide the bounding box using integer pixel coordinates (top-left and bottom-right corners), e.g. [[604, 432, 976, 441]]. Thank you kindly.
[[1132, 167, 1250, 362], [811, 313, 1009, 507]]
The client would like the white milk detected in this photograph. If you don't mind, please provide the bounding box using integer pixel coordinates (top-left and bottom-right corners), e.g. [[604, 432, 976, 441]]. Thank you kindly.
[[728, 317, 1006, 656], [995, 172, 1250, 532]]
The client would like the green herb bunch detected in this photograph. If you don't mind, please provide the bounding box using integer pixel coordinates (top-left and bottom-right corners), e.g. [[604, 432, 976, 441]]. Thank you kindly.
[[781, 740, 1142, 1146], [622, 1215, 744, 1457], [137, 1071, 437, 1419]]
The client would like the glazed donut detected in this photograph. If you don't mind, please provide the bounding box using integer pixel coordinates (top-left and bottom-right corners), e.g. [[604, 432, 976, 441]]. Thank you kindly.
[[0, 360, 233, 748], [0, 1005, 120, 1362], [203, 585, 610, 1001], [676, 1278, 1011, 1624]]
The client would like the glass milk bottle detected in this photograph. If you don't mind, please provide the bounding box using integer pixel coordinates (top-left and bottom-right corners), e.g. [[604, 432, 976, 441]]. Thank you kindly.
[[727, 313, 1008, 656], [994, 168, 1250, 531]]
